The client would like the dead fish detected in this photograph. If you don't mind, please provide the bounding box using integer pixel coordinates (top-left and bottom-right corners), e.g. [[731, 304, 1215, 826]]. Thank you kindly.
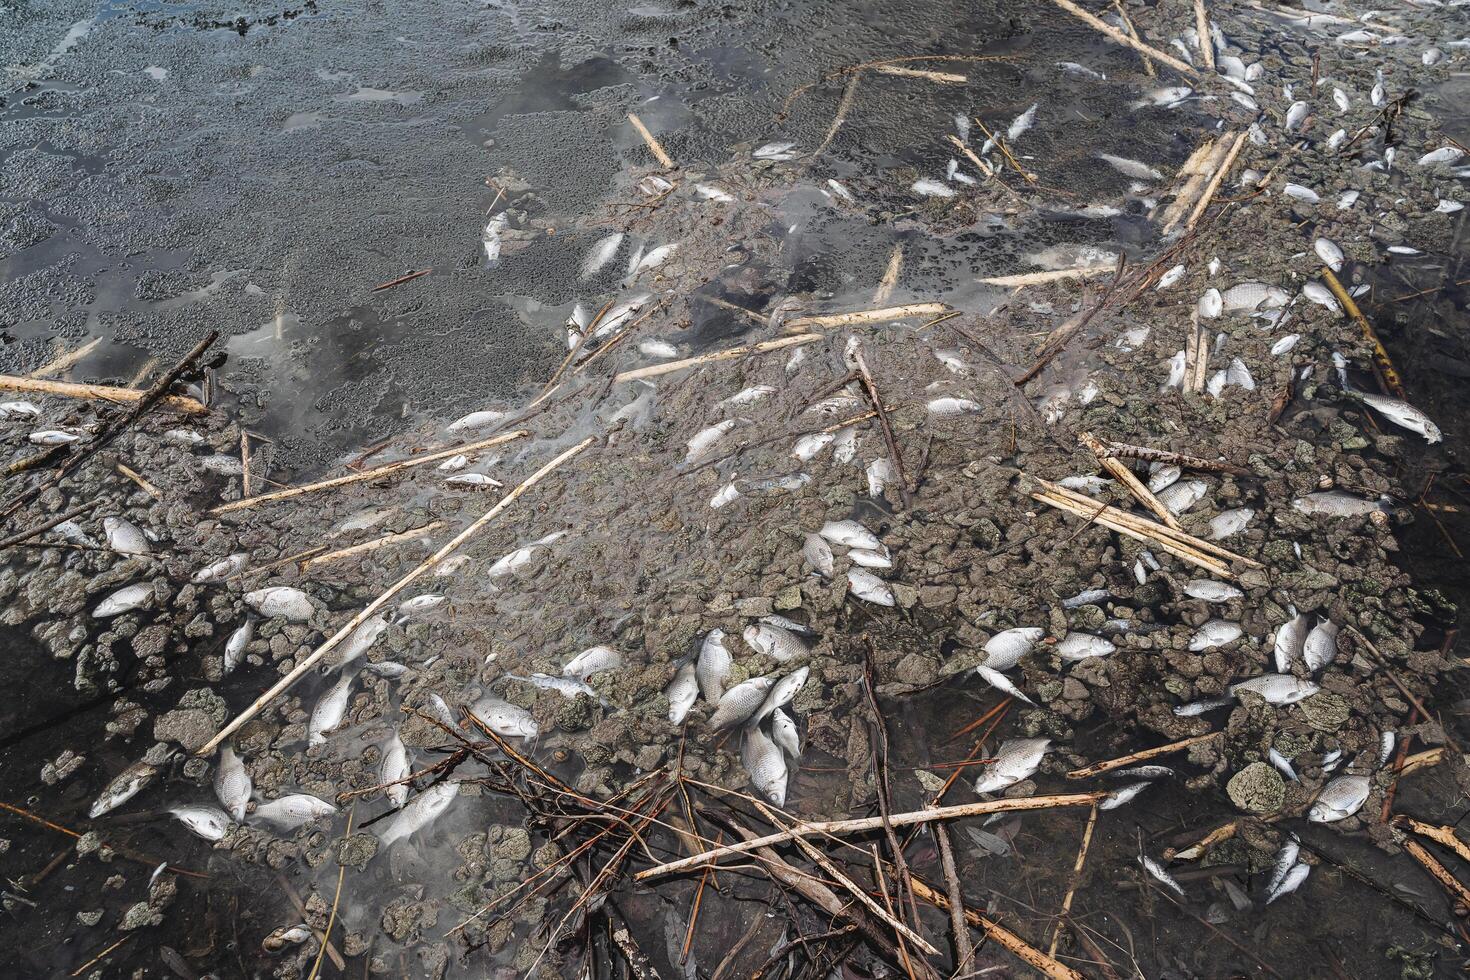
[[1185, 579, 1242, 602], [741, 727, 788, 805], [162, 427, 204, 445], [1054, 633, 1115, 661], [721, 384, 775, 407], [1285, 100, 1309, 131], [770, 707, 802, 759], [667, 662, 699, 723], [697, 630, 732, 702], [792, 432, 834, 460], [309, 674, 354, 747], [200, 454, 244, 475], [1301, 280, 1339, 312], [1359, 392, 1441, 443], [1140, 856, 1186, 897], [424, 693, 455, 727], [695, 183, 734, 203], [1007, 103, 1038, 140], [378, 781, 459, 846], [1321, 749, 1342, 774], [1163, 350, 1187, 389], [762, 614, 812, 635], [1271, 334, 1300, 355], [447, 410, 504, 433], [1063, 588, 1110, 609], [1267, 861, 1310, 903], [1282, 183, 1320, 203], [927, 396, 982, 415], [1292, 491, 1387, 518], [708, 676, 775, 729], [170, 805, 232, 842], [1435, 199, 1464, 214], [1221, 282, 1289, 312], [1337, 189, 1359, 209], [1157, 264, 1186, 289], [481, 213, 506, 265], [847, 568, 895, 606], [1131, 86, 1191, 109], [192, 553, 247, 584], [1197, 288, 1223, 319], [818, 520, 879, 552], [562, 645, 623, 680], [253, 793, 337, 830], [1314, 238, 1345, 272], [1100, 781, 1151, 810], [336, 615, 388, 670], [638, 339, 678, 359], [445, 473, 502, 490], [983, 627, 1044, 671], [1423, 47, 1444, 66], [1057, 61, 1106, 80], [224, 620, 253, 675], [744, 623, 808, 662], [1173, 697, 1231, 716], [1098, 153, 1163, 181], [594, 293, 652, 338], [1273, 610, 1310, 673], [753, 141, 797, 160], [397, 594, 446, 617], [469, 696, 538, 738], [0, 400, 40, 417], [1417, 146, 1465, 167], [90, 760, 158, 818], [710, 483, 740, 509], [912, 178, 956, 198], [1147, 465, 1180, 494], [1158, 479, 1207, 515], [1302, 619, 1339, 671], [94, 582, 153, 618], [101, 517, 151, 555], [1379, 731, 1396, 768], [975, 665, 1033, 704], [245, 587, 314, 622], [263, 924, 313, 952], [1331, 87, 1350, 113], [756, 667, 809, 725], [827, 178, 855, 201], [1308, 774, 1370, 822], [29, 429, 81, 445], [508, 673, 598, 700], [1225, 358, 1255, 391], [975, 738, 1049, 794], [364, 661, 411, 679], [582, 232, 624, 278], [848, 547, 893, 569], [1189, 620, 1242, 650], [1112, 765, 1174, 779], [1269, 748, 1299, 782], [1231, 674, 1320, 704], [686, 419, 740, 462], [214, 746, 251, 822], [633, 243, 679, 276]]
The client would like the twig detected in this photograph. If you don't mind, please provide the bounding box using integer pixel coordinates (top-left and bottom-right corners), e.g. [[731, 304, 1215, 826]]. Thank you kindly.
[[609, 919, 665, 979], [1096, 439, 1250, 475], [196, 436, 595, 755], [851, 346, 912, 509], [628, 113, 676, 169], [1321, 267, 1405, 398], [1045, 0, 1198, 75], [1183, 311, 1209, 395], [979, 266, 1115, 289], [1167, 818, 1239, 861], [239, 431, 252, 498], [1192, 0, 1216, 70], [698, 294, 768, 325], [30, 337, 102, 379], [873, 66, 966, 83], [1080, 430, 1181, 530], [0, 374, 206, 414], [275, 873, 347, 971], [1159, 134, 1228, 233], [1047, 803, 1099, 957], [209, 431, 527, 515], [1066, 732, 1222, 779], [778, 55, 1013, 119], [0, 499, 100, 551], [971, 117, 1037, 184], [783, 303, 947, 332], [300, 522, 444, 571], [1111, 0, 1156, 76], [1139, 879, 1281, 978], [680, 831, 721, 963], [1014, 287, 1113, 386], [69, 936, 132, 977], [1344, 627, 1461, 753], [933, 824, 975, 972], [874, 245, 904, 305], [305, 807, 355, 980], [115, 462, 164, 500], [907, 875, 1085, 980], [809, 71, 863, 161], [614, 334, 822, 383], [1184, 130, 1247, 230], [1394, 816, 1470, 866], [371, 268, 431, 292], [636, 793, 1104, 880], [1401, 838, 1470, 912]]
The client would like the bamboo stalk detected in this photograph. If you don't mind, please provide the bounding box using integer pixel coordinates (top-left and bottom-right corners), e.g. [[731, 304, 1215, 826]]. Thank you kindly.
[[195, 436, 595, 756], [1185, 130, 1247, 230], [1321, 267, 1405, 398], [1032, 489, 1232, 578], [873, 66, 967, 83], [1395, 816, 1470, 866], [978, 266, 1115, 288], [1080, 431, 1182, 530], [209, 431, 527, 515], [29, 337, 102, 379], [1193, 0, 1217, 70], [636, 793, 1104, 880], [1066, 732, 1222, 779], [628, 113, 676, 169], [300, 522, 443, 571], [613, 334, 821, 383], [1046, 0, 1199, 76], [0, 375, 206, 414], [907, 876, 1085, 980], [783, 303, 947, 332]]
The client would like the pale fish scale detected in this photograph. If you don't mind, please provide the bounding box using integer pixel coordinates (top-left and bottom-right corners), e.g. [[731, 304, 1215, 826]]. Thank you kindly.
[[1302, 619, 1339, 671], [755, 667, 809, 725], [89, 761, 158, 818], [771, 708, 802, 759], [1054, 633, 1115, 660], [803, 533, 834, 578], [102, 517, 150, 555], [95, 582, 153, 618], [819, 519, 881, 550], [562, 645, 623, 680], [245, 586, 314, 622], [1273, 611, 1309, 673]]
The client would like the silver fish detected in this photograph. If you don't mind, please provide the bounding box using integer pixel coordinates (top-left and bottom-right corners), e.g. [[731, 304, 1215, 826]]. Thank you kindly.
[[1271, 334, 1300, 355], [744, 623, 808, 662], [975, 738, 1049, 794], [1359, 392, 1441, 443], [762, 614, 811, 635], [336, 615, 388, 670], [666, 662, 699, 724], [437, 453, 469, 472], [770, 707, 802, 759], [1337, 188, 1359, 209], [1273, 611, 1309, 673], [983, 627, 1045, 670], [819, 519, 880, 550], [90, 760, 158, 818], [1417, 146, 1465, 167], [163, 428, 204, 445], [1379, 731, 1396, 768], [927, 396, 982, 415], [1098, 153, 1163, 181], [54, 519, 99, 547], [224, 620, 253, 675], [581, 232, 624, 278], [756, 667, 809, 724], [263, 924, 313, 951], [446, 410, 504, 433], [1302, 619, 1339, 671], [753, 141, 798, 160], [562, 645, 623, 680], [1140, 856, 1186, 897], [0, 400, 40, 417], [94, 582, 153, 618], [192, 553, 247, 584], [397, 594, 447, 616], [29, 429, 81, 445], [1292, 492, 1387, 518], [1301, 280, 1340, 311], [1157, 264, 1185, 289], [710, 483, 740, 509], [508, 673, 598, 700], [633, 243, 679, 276], [695, 183, 734, 203], [1189, 619, 1242, 650], [381, 734, 411, 808], [245, 586, 314, 622], [805, 394, 865, 417], [445, 473, 501, 490], [1282, 183, 1320, 203], [469, 696, 538, 738], [1268, 748, 1299, 782], [1054, 632, 1115, 661], [103, 517, 151, 555], [1100, 781, 1151, 810], [1314, 238, 1345, 272], [425, 693, 456, 727], [1163, 350, 1187, 389], [696, 630, 733, 702], [1267, 839, 1301, 896], [214, 746, 251, 822], [200, 453, 244, 475], [1131, 85, 1191, 109], [378, 781, 459, 846], [741, 727, 788, 805], [792, 431, 834, 460], [253, 794, 337, 830], [721, 384, 776, 407], [1147, 465, 1181, 493], [686, 420, 740, 462], [1284, 100, 1309, 131], [1231, 674, 1320, 704], [802, 533, 835, 578], [1158, 480, 1206, 515], [1063, 588, 1110, 609], [847, 568, 895, 606], [1267, 862, 1310, 903], [482, 213, 506, 265], [975, 665, 1033, 704], [1173, 697, 1231, 716], [364, 661, 411, 678], [309, 674, 354, 747], [708, 676, 775, 729], [1185, 579, 1242, 602], [594, 293, 652, 338], [911, 178, 956, 198], [848, 547, 892, 570], [1308, 774, 1370, 823], [170, 805, 232, 842]]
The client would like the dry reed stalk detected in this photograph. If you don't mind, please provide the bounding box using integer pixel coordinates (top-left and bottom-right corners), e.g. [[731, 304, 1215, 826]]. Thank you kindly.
[[614, 333, 822, 382], [1046, 0, 1198, 75], [0, 374, 206, 414], [627, 113, 675, 168], [1080, 431, 1182, 529], [783, 303, 947, 331], [1066, 731, 1223, 779]]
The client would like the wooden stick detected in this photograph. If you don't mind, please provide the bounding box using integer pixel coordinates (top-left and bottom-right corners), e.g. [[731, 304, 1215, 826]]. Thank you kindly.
[[852, 345, 913, 509], [30, 337, 103, 380], [1066, 732, 1221, 779], [1321, 267, 1405, 398], [627, 113, 675, 169], [1097, 439, 1249, 475], [239, 431, 252, 498], [114, 463, 164, 500], [1167, 819, 1238, 861], [304, 806, 355, 980], [209, 431, 527, 515], [699, 294, 767, 325], [196, 436, 595, 756], [1193, 0, 1216, 70], [1046, 0, 1197, 75], [1159, 134, 1225, 232], [1395, 816, 1470, 866], [636, 793, 1104, 880], [783, 303, 947, 332], [1110, 0, 1156, 76], [372, 267, 431, 292], [1031, 489, 1232, 577], [69, 936, 132, 978], [978, 266, 1114, 288], [275, 873, 347, 971], [1345, 627, 1461, 753], [1183, 311, 1208, 394], [971, 117, 1036, 184], [1185, 130, 1247, 230], [1401, 747, 1445, 777], [873, 245, 904, 305], [0, 500, 100, 551], [1402, 838, 1470, 911], [1080, 431, 1182, 530], [1047, 803, 1098, 957], [300, 522, 444, 571], [809, 71, 863, 160], [613, 334, 821, 383], [907, 876, 1085, 980], [933, 824, 975, 972], [873, 65, 966, 83], [0, 375, 206, 414]]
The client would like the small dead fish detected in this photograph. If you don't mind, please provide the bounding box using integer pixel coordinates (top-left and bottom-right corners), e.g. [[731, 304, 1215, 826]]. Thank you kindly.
[[710, 483, 739, 509], [162, 428, 204, 445], [912, 178, 956, 198], [975, 665, 1033, 705], [0, 400, 40, 417], [380, 734, 410, 807], [1156, 264, 1185, 289], [1282, 183, 1320, 203], [253, 793, 336, 830], [848, 547, 892, 569], [1292, 491, 1387, 518], [94, 582, 153, 618], [102, 517, 151, 555], [1435, 199, 1464, 214], [1221, 282, 1289, 312], [581, 232, 624, 278], [594, 293, 652, 338], [756, 667, 809, 725], [90, 760, 158, 818], [1267, 862, 1311, 903], [686, 419, 740, 462], [667, 662, 699, 723], [697, 630, 732, 702], [753, 141, 797, 160], [1322, 749, 1342, 774], [1163, 350, 1187, 389], [975, 738, 1049, 794], [708, 675, 775, 729], [1226, 357, 1255, 391], [694, 183, 734, 203], [638, 339, 678, 359], [1197, 288, 1223, 319], [1301, 280, 1339, 311], [29, 429, 81, 445], [770, 707, 802, 759], [445, 473, 502, 490], [170, 805, 232, 842], [1185, 580, 1242, 602], [1268, 748, 1299, 782], [1417, 146, 1465, 167], [1140, 856, 1186, 897], [224, 620, 253, 675], [562, 645, 623, 680], [1314, 238, 1345, 271], [446, 410, 504, 433], [364, 661, 411, 679], [200, 454, 244, 475], [470, 696, 538, 738], [1062, 588, 1110, 609], [1274, 610, 1310, 673], [1189, 619, 1242, 650], [1379, 731, 1396, 767], [1174, 697, 1231, 716], [1308, 774, 1370, 822], [1100, 781, 1151, 810], [1131, 86, 1191, 109], [1158, 479, 1207, 515], [721, 384, 775, 407], [927, 396, 982, 415], [1147, 465, 1181, 493], [336, 615, 388, 670], [397, 594, 446, 616], [1337, 189, 1359, 209], [741, 727, 788, 805], [1098, 153, 1163, 181], [633, 243, 679, 276], [1231, 674, 1320, 705], [1271, 334, 1300, 355], [801, 533, 834, 578], [1054, 632, 1115, 661], [263, 924, 313, 951], [1359, 392, 1441, 443], [983, 627, 1045, 670], [1284, 100, 1309, 131], [1423, 47, 1444, 66], [847, 568, 895, 606], [245, 586, 314, 622], [1302, 619, 1339, 671], [827, 178, 855, 201], [792, 432, 834, 460], [378, 781, 459, 846], [481, 213, 506, 265], [192, 553, 247, 584], [819, 519, 880, 551], [1008, 103, 1038, 140], [214, 746, 251, 822], [309, 674, 354, 747], [509, 673, 597, 700], [744, 623, 809, 662]]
